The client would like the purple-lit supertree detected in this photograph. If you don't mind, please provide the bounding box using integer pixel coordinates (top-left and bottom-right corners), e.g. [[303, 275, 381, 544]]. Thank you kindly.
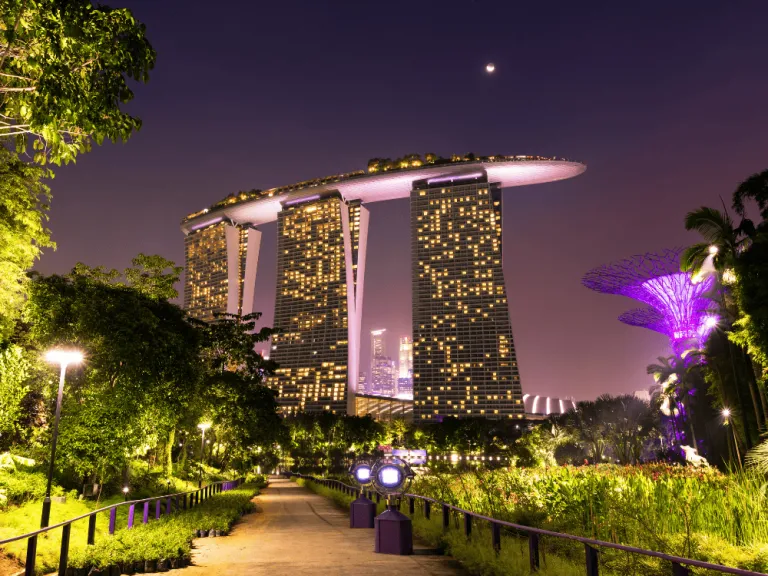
[[582, 248, 718, 356], [582, 248, 719, 452]]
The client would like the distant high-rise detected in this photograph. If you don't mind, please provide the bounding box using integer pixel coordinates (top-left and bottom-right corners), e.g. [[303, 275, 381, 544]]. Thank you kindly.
[[184, 221, 260, 322], [398, 336, 413, 379], [411, 173, 524, 419], [370, 329, 396, 396], [269, 193, 368, 415]]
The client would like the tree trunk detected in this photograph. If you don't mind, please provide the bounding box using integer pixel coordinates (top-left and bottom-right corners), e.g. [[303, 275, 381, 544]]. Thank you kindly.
[[166, 429, 175, 478], [741, 348, 764, 432], [179, 436, 188, 470], [748, 355, 768, 429], [728, 340, 754, 449]]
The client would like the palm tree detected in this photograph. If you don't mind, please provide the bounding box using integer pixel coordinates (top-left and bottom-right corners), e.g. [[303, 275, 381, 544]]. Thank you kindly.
[[646, 354, 700, 448], [682, 206, 764, 439]]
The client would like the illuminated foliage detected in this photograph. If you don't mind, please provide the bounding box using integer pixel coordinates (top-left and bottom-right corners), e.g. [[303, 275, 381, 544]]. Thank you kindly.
[[0, 0, 156, 164]]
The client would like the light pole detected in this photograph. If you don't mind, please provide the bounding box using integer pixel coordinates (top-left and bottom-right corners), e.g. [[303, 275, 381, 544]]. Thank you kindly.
[[41, 349, 83, 528], [722, 408, 742, 470], [197, 422, 211, 488]]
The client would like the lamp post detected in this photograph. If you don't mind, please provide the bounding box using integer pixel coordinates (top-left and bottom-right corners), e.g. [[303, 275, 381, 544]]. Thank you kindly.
[[41, 349, 83, 528], [722, 408, 742, 469], [197, 422, 211, 488]]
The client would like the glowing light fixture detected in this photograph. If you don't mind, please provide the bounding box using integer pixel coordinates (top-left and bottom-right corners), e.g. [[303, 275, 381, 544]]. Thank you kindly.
[[45, 350, 84, 366], [485, 63, 496, 73], [709, 245, 719, 255]]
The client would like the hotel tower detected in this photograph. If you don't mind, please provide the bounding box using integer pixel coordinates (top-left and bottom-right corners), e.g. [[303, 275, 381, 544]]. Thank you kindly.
[[181, 154, 585, 417]]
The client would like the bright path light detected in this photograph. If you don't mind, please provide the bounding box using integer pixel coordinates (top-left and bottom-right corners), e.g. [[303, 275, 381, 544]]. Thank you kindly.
[[709, 245, 719, 255], [379, 466, 401, 487], [197, 422, 212, 431], [355, 467, 371, 482], [45, 349, 84, 366], [485, 63, 495, 73], [722, 408, 731, 418]]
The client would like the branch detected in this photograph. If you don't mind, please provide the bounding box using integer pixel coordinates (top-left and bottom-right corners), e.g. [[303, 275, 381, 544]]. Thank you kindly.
[[0, 86, 36, 92], [0, 71, 34, 82]]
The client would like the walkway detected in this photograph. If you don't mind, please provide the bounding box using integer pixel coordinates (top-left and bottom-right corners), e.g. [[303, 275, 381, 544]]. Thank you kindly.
[[175, 477, 466, 575]]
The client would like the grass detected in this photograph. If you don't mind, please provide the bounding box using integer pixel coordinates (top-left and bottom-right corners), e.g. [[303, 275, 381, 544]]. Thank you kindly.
[[0, 480, 264, 575], [409, 464, 768, 573]]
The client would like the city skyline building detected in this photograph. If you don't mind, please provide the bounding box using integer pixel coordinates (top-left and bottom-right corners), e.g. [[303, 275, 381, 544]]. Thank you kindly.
[[398, 336, 413, 378], [181, 154, 584, 417], [411, 173, 524, 420], [371, 329, 397, 396]]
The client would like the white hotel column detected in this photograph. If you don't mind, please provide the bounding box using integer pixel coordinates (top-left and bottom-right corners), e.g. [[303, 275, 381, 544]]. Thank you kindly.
[[241, 229, 262, 316], [341, 204, 369, 415], [225, 224, 261, 316]]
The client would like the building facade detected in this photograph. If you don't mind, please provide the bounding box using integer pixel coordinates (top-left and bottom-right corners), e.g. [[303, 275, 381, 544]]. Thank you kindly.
[[410, 173, 524, 420], [268, 193, 368, 414], [398, 336, 413, 378], [184, 220, 260, 322]]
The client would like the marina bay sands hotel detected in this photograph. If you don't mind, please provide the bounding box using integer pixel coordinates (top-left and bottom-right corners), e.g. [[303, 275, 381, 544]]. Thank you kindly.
[[180, 154, 585, 420]]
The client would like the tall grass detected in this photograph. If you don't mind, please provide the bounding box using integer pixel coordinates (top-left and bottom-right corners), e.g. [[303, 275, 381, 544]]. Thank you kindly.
[[410, 464, 768, 572]]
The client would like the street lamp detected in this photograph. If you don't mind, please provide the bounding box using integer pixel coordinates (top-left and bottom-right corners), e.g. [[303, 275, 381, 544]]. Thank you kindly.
[[41, 349, 83, 528], [197, 422, 211, 488], [122, 486, 130, 501], [722, 408, 742, 469]]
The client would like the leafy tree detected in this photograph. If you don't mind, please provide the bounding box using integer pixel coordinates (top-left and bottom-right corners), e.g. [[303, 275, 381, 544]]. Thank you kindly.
[[0, 0, 156, 164], [0, 343, 30, 444], [0, 145, 53, 338], [647, 354, 701, 447]]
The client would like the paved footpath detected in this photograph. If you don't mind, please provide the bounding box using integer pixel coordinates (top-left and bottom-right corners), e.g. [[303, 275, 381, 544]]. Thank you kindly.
[[174, 477, 466, 576]]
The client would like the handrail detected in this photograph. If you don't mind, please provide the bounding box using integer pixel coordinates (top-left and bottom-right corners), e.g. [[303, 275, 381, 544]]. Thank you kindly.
[[288, 472, 768, 576], [1, 477, 244, 576]]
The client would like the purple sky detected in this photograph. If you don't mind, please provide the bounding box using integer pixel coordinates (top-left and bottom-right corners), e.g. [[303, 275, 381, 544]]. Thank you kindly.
[[35, 1, 768, 401]]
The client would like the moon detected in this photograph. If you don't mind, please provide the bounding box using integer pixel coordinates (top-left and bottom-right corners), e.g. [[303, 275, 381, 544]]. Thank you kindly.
[[485, 63, 495, 73]]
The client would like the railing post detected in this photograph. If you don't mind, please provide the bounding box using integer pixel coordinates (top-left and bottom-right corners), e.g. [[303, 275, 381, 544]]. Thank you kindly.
[[529, 533, 540, 571], [376, 492, 381, 504], [492, 522, 501, 554], [425, 500, 431, 519], [409, 497, 415, 515], [166, 497, 172, 515], [585, 544, 599, 576], [87, 514, 96, 545], [672, 563, 691, 576], [108, 507, 117, 535], [58, 523, 71, 576], [464, 512, 472, 538], [143, 502, 150, 524], [24, 536, 37, 576], [442, 504, 450, 530], [127, 504, 135, 528]]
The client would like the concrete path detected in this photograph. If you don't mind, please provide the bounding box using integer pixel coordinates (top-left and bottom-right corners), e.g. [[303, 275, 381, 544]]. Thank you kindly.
[[176, 477, 466, 575]]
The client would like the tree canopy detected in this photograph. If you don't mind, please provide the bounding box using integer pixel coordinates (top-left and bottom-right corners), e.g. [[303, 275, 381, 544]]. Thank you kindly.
[[0, 0, 156, 164]]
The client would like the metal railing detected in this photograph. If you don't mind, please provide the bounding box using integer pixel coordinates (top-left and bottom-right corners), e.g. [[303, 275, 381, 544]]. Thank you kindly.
[[288, 472, 767, 576], [0, 478, 243, 576]]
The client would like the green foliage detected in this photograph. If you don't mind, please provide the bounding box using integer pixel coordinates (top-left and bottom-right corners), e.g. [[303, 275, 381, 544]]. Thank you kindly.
[[410, 465, 768, 572], [746, 439, 768, 474], [0, 0, 156, 164], [0, 145, 53, 338], [0, 344, 30, 439], [67, 484, 259, 572]]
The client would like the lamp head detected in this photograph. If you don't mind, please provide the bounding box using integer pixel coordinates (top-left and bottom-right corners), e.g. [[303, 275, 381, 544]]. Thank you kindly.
[[722, 408, 731, 419], [709, 245, 719, 255], [122, 486, 129, 494], [349, 457, 375, 487], [197, 422, 212, 432], [45, 349, 84, 366]]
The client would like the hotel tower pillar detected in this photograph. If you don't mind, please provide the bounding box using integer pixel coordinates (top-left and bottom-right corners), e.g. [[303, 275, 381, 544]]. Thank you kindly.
[[410, 172, 524, 420], [269, 193, 368, 415]]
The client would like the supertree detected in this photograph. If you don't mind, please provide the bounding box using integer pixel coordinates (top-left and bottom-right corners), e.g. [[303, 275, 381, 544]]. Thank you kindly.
[[582, 248, 718, 356]]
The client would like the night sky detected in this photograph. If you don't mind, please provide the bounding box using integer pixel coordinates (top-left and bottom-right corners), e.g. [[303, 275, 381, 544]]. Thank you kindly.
[[35, 1, 768, 401]]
